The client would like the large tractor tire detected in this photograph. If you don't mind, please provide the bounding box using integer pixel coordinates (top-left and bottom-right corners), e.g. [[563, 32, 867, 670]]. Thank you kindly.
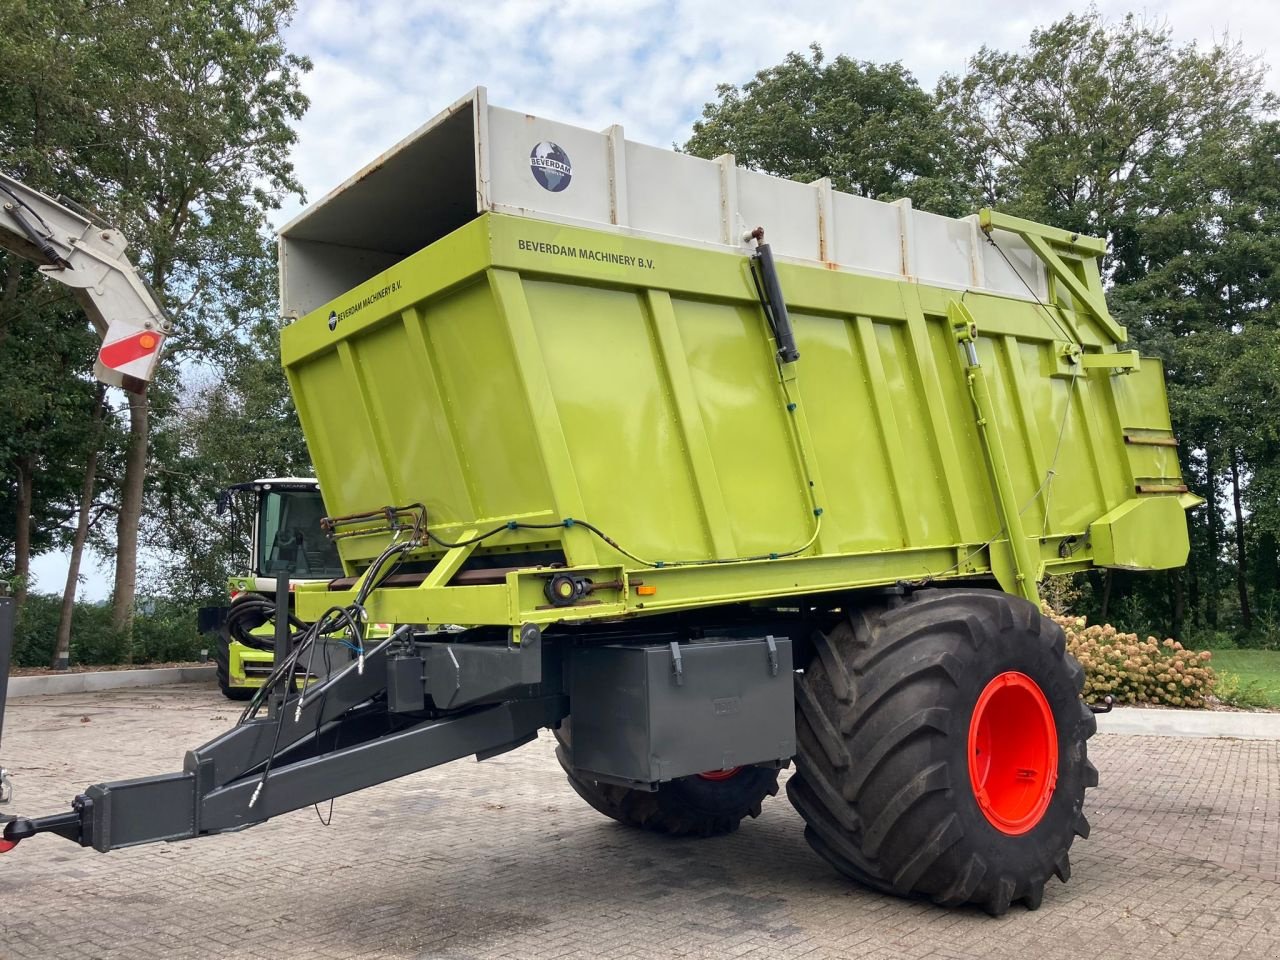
[[789, 588, 1096, 916], [554, 735, 780, 837]]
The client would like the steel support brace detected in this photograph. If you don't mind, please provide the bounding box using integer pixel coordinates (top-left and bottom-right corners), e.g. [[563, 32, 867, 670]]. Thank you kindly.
[[199, 696, 564, 832], [949, 301, 1042, 604]]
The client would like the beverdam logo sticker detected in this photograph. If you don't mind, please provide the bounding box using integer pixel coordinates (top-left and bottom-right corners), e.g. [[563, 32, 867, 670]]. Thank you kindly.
[[530, 141, 572, 192]]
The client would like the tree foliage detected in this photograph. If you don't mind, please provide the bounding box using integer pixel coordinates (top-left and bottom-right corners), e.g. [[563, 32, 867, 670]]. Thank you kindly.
[[146, 316, 312, 603], [941, 13, 1280, 642], [685, 45, 976, 216], [689, 12, 1280, 645], [0, 1, 311, 628]]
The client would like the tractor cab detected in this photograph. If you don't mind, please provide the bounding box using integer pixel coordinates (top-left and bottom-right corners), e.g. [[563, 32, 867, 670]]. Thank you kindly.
[[218, 478, 344, 593], [207, 477, 344, 699]]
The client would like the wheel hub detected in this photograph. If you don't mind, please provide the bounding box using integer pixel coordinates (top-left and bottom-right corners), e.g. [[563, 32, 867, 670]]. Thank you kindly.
[[968, 671, 1058, 835], [696, 767, 742, 782]]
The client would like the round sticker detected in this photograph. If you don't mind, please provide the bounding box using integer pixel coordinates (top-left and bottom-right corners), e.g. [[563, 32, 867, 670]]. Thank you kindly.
[[530, 141, 572, 192]]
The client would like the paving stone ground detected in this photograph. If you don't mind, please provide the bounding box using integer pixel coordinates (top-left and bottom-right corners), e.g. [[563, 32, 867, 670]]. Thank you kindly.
[[1, 683, 1277, 960]]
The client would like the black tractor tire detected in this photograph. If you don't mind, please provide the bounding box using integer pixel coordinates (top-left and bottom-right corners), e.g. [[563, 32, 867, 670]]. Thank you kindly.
[[554, 736, 780, 837], [213, 629, 255, 701], [789, 588, 1097, 916]]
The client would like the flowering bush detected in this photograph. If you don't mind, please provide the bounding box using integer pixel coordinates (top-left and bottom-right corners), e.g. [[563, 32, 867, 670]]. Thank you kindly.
[[1044, 607, 1216, 708]]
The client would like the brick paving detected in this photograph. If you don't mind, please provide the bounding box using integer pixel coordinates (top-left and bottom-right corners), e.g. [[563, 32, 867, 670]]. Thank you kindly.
[[1, 684, 1277, 960]]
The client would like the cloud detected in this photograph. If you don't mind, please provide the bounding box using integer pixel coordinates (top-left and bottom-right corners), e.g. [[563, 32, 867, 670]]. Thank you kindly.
[[278, 0, 1278, 226]]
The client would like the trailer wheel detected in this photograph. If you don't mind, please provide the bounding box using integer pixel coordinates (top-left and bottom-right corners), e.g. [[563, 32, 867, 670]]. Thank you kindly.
[[213, 631, 254, 701], [555, 739, 780, 837], [788, 589, 1097, 915]]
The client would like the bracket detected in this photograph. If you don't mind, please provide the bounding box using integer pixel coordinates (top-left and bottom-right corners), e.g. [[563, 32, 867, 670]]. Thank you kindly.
[[979, 208, 1126, 345], [1044, 341, 1141, 379], [669, 641, 684, 686]]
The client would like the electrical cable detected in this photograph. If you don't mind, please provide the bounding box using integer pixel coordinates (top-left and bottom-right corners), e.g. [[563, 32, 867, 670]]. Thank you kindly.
[[241, 530, 422, 810], [427, 512, 823, 570]]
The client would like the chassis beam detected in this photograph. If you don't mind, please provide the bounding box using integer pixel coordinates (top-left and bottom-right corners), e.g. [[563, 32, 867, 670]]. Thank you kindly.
[[3, 634, 566, 852]]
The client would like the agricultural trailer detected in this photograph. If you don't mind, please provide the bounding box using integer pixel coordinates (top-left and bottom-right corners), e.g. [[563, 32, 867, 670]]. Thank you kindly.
[[0, 89, 1196, 915]]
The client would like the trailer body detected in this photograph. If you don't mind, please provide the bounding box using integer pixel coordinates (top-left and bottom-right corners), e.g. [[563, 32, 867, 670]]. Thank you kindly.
[[278, 89, 1191, 629]]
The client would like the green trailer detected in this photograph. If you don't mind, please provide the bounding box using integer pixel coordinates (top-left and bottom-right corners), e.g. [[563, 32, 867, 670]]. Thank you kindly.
[[2, 89, 1193, 916]]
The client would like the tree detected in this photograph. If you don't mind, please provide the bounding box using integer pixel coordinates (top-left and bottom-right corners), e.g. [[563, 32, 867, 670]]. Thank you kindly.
[[86, 0, 310, 636], [0, 277, 109, 607], [145, 313, 311, 604], [0, 0, 129, 607], [937, 10, 1270, 274], [53, 382, 107, 667], [684, 45, 977, 216], [939, 10, 1279, 640], [1, 1, 310, 651]]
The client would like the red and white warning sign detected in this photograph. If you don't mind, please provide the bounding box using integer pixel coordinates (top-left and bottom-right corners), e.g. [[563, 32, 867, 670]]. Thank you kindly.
[[95, 325, 165, 391]]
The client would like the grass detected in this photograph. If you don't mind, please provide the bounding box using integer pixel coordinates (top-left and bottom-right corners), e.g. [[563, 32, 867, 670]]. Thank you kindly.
[[1204, 649, 1280, 709]]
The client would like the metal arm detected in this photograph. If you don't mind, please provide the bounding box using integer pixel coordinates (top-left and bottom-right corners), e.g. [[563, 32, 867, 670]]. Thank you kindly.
[[0, 172, 171, 393]]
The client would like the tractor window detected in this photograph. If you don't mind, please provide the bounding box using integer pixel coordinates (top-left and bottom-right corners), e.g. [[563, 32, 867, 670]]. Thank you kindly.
[[256, 489, 344, 579]]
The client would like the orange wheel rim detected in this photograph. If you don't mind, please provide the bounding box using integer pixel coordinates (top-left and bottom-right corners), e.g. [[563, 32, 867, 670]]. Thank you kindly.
[[968, 671, 1058, 835], [697, 767, 742, 782]]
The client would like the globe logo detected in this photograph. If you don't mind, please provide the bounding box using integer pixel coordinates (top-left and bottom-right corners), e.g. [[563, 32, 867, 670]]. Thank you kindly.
[[328, 310, 339, 331], [530, 141, 572, 192]]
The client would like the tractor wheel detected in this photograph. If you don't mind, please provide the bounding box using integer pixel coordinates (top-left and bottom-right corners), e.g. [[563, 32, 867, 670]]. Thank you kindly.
[[555, 737, 780, 837], [789, 588, 1096, 915], [213, 630, 254, 701]]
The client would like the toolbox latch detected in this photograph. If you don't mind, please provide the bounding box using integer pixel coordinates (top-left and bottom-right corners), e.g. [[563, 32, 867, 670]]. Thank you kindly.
[[669, 641, 684, 686], [765, 635, 779, 677]]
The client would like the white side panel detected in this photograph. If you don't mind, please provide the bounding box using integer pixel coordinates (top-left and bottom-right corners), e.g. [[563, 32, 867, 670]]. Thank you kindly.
[[735, 169, 821, 262], [278, 88, 1065, 314], [912, 209, 978, 290], [982, 230, 1048, 301], [486, 106, 612, 226], [624, 141, 723, 245], [829, 193, 903, 279]]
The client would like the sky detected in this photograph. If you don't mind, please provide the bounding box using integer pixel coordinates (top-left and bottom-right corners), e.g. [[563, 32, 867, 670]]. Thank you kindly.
[[29, 0, 1279, 602], [275, 0, 1280, 226]]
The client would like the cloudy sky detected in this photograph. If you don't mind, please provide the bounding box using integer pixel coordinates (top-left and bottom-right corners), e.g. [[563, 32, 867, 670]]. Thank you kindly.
[[275, 0, 1280, 224], [32, 0, 1278, 600]]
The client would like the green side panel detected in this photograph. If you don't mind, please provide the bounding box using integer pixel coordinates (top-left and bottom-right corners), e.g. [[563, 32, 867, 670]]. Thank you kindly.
[[671, 297, 811, 557], [522, 279, 709, 562], [425, 280, 552, 524], [280, 211, 1193, 624], [791, 312, 913, 551]]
